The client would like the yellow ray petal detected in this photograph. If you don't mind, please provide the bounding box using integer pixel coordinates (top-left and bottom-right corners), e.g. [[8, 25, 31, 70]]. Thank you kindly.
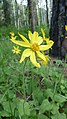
[[20, 49, 32, 63], [33, 31, 38, 40], [37, 36, 43, 45], [47, 40, 54, 47], [45, 38, 49, 43], [28, 31, 36, 43], [39, 44, 51, 51], [41, 28, 45, 39], [10, 37, 30, 47], [28, 31, 43, 44], [28, 31, 33, 41], [10, 32, 15, 36], [41, 55, 49, 66], [45, 38, 54, 45], [18, 32, 30, 44], [30, 51, 40, 68], [36, 51, 46, 62]]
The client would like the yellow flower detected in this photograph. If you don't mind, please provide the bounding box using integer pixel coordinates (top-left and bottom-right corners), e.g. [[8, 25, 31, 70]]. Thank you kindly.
[[38, 54, 49, 66], [10, 31, 53, 68], [65, 25, 67, 31], [41, 55, 49, 66], [10, 32, 15, 36], [41, 28, 54, 47], [12, 46, 21, 54]]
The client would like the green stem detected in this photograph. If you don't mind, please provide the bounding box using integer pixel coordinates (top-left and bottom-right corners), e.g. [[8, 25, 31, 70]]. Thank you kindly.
[[22, 60, 28, 119], [53, 81, 57, 96], [7, 93, 13, 118], [23, 101, 27, 119], [0, 89, 9, 103], [22, 59, 27, 99], [31, 71, 34, 92], [52, 80, 58, 103], [22, 72, 26, 99]]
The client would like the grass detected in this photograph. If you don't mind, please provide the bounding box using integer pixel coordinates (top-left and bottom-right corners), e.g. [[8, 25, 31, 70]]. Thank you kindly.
[[0, 27, 67, 119]]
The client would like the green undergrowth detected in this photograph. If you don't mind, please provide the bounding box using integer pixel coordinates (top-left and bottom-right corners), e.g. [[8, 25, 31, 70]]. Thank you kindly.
[[0, 25, 49, 42], [0, 32, 67, 119], [0, 26, 29, 41]]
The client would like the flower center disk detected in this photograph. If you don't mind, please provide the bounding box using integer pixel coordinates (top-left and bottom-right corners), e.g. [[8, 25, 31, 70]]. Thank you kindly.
[[31, 43, 39, 51]]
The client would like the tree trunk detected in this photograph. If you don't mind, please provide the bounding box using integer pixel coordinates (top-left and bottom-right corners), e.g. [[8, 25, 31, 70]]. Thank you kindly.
[[61, 0, 67, 58], [3, 0, 11, 26], [27, 0, 35, 32], [50, 0, 66, 58], [45, 0, 49, 27]]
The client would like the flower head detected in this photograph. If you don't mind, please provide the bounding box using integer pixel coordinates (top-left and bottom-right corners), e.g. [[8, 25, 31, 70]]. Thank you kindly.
[[12, 46, 21, 54], [10, 30, 53, 68]]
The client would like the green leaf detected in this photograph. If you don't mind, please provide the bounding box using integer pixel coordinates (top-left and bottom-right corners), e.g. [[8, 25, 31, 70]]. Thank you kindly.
[[38, 114, 49, 119], [29, 116, 38, 119], [51, 103, 59, 114], [44, 89, 53, 99], [0, 110, 10, 117], [54, 94, 67, 103], [33, 88, 43, 103], [17, 99, 30, 116], [39, 99, 52, 113], [2, 101, 15, 115], [51, 112, 66, 119]]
